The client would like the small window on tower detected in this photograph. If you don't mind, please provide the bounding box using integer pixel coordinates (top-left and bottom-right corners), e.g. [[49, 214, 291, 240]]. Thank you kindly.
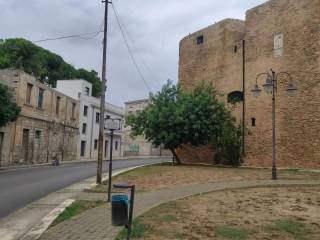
[[234, 45, 238, 53], [251, 118, 256, 127], [197, 35, 204, 45]]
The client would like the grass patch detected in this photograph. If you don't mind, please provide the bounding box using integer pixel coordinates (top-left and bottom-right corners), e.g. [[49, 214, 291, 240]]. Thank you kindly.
[[49, 200, 105, 229], [159, 214, 178, 222], [216, 226, 250, 240], [267, 219, 308, 238], [115, 218, 148, 240]]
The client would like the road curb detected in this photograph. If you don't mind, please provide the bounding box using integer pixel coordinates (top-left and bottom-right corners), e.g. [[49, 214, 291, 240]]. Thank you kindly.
[[21, 161, 167, 240], [87, 161, 170, 191], [20, 199, 75, 240]]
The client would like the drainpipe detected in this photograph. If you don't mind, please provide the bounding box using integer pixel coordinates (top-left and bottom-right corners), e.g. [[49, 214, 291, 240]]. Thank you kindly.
[[61, 97, 68, 162], [89, 106, 95, 159], [47, 91, 54, 163]]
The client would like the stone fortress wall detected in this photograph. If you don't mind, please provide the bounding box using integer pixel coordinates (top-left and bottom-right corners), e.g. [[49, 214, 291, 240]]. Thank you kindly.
[[178, 0, 320, 168]]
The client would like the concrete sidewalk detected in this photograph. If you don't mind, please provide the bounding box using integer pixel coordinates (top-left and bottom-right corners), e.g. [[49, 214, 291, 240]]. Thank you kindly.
[[40, 180, 320, 240]]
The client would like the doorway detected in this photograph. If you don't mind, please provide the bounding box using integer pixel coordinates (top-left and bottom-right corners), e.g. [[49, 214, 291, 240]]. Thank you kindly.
[[104, 140, 108, 158], [80, 140, 86, 157], [22, 129, 30, 163], [0, 132, 4, 166]]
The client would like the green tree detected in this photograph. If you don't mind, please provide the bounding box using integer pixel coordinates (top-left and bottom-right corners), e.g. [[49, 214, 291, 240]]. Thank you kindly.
[[0, 83, 21, 127], [0, 38, 102, 96], [127, 81, 241, 165]]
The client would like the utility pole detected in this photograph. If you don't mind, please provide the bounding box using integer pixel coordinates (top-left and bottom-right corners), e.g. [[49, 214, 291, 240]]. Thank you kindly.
[[97, 0, 109, 184]]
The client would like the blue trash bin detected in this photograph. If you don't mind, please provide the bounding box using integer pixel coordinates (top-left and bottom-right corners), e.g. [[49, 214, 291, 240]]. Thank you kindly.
[[112, 195, 129, 226]]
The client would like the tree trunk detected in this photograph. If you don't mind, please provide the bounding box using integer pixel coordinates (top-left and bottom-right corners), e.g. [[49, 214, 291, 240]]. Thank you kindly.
[[170, 149, 182, 165]]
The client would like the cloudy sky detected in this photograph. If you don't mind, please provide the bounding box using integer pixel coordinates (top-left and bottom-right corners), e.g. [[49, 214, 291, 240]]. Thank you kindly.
[[0, 0, 266, 106]]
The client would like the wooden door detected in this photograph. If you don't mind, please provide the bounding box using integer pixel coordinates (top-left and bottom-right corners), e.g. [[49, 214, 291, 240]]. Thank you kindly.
[[22, 129, 30, 162]]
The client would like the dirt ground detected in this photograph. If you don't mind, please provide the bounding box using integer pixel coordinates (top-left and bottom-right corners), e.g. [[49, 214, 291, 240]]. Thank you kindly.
[[106, 164, 320, 192], [133, 186, 320, 240]]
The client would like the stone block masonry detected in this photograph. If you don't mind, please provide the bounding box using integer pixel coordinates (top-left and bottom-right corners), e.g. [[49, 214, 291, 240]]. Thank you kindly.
[[0, 69, 80, 166], [178, 0, 320, 169]]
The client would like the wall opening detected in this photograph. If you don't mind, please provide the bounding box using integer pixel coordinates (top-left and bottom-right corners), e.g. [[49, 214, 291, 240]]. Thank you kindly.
[[251, 118, 256, 127], [227, 91, 244, 104], [197, 35, 204, 45]]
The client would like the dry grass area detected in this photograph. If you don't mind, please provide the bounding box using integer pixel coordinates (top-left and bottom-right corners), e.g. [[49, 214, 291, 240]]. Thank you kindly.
[[92, 163, 320, 193], [116, 187, 320, 240]]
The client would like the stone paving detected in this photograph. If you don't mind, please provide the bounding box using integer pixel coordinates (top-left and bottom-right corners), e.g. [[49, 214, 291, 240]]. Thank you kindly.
[[40, 180, 320, 240]]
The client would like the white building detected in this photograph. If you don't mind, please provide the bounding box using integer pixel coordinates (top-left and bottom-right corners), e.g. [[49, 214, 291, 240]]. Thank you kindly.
[[56, 79, 125, 160]]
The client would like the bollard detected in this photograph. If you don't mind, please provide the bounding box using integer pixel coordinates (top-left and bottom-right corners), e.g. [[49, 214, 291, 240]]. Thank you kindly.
[[112, 183, 135, 240]]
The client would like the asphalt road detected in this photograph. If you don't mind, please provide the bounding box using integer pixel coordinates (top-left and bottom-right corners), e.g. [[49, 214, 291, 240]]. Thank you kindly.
[[0, 158, 166, 219]]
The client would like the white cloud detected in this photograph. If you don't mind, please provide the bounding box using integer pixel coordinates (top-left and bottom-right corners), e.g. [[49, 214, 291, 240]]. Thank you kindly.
[[0, 0, 266, 105]]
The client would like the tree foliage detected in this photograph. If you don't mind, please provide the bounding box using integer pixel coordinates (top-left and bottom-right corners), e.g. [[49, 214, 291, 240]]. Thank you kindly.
[[0, 83, 21, 127], [127, 81, 242, 165], [0, 38, 102, 96]]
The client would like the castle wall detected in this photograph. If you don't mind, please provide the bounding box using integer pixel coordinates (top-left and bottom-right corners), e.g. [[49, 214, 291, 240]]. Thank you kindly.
[[245, 0, 320, 168], [178, 0, 320, 168]]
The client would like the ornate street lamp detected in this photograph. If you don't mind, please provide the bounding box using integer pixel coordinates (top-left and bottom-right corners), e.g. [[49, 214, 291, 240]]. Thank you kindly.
[[252, 69, 297, 180], [105, 117, 122, 202]]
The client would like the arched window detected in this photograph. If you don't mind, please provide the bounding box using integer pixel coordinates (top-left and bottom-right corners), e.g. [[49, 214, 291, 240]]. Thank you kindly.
[[227, 91, 243, 104]]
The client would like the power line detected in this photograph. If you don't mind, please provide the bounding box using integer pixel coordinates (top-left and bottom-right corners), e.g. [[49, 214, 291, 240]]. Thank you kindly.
[[111, 3, 153, 93], [112, 2, 160, 85], [34, 19, 105, 43]]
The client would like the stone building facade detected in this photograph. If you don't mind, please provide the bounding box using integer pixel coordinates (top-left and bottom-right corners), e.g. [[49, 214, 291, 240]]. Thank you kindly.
[[178, 0, 320, 168], [0, 69, 80, 167]]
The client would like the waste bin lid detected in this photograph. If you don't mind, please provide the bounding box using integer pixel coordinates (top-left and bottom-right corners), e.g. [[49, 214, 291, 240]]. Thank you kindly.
[[112, 195, 129, 203]]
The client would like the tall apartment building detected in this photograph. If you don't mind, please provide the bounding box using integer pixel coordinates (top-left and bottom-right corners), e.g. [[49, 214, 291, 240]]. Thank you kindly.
[[0, 69, 80, 167], [178, 0, 320, 168], [56, 80, 125, 160]]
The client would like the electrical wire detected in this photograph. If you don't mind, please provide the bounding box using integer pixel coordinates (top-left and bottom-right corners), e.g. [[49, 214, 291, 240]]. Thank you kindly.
[[111, 3, 153, 93], [34, 19, 104, 43], [112, 2, 160, 86]]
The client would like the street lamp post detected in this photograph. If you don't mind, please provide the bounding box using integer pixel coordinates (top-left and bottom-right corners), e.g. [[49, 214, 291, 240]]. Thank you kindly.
[[252, 69, 297, 180], [105, 118, 122, 202]]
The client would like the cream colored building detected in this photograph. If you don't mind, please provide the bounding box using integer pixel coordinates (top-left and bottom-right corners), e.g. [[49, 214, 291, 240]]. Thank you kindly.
[[0, 69, 80, 167], [123, 99, 171, 156]]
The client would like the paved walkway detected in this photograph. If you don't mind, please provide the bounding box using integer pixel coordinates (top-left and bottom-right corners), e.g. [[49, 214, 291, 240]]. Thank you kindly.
[[40, 180, 320, 240]]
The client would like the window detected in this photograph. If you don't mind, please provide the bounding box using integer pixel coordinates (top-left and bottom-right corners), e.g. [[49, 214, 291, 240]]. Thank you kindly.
[[227, 91, 244, 104], [35, 130, 41, 139], [96, 112, 100, 124], [234, 45, 238, 53], [251, 118, 256, 127], [37, 88, 44, 109], [105, 115, 110, 119], [26, 83, 33, 104], [72, 102, 76, 119], [83, 106, 88, 116], [94, 139, 98, 150], [82, 123, 87, 134], [80, 141, 86, 157], [197, 35, 204, 45], [115, 141, 118, 151], [56, 96, 61, 116], [84, 87, 90, 96]]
